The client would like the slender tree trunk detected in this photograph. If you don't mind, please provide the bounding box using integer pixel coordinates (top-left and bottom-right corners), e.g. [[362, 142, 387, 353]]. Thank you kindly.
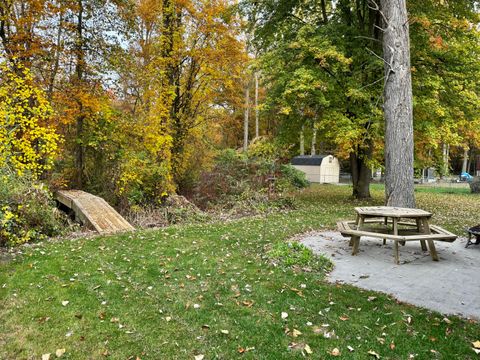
[[320, 0, 328, 23], [311, 124, 317, 155], [462, 148, 469, 174], [467, 148, 474, 174], [299, 124, 305, 155], [48, 12, 63, 102], [74, 0, 85, 188], [243, 86, 249, 152], [254, 72, 259, 138], [381, 0, 415, 208]]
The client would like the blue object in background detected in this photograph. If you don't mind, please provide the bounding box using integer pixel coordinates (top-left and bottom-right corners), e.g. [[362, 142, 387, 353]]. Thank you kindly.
[[460, 172, 473, 182]]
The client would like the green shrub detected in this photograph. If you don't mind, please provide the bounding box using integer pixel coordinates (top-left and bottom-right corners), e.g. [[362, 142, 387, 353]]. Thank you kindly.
[[279, 164, 309, 189], [0, 167, 67, 247]]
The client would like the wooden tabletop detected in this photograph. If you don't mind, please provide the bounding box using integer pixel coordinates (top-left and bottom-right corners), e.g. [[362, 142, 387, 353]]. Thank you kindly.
[[354, 206, 432, 218]]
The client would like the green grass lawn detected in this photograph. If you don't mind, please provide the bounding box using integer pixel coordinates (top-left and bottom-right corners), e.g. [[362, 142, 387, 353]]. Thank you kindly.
[[1, 185, 479, 359]]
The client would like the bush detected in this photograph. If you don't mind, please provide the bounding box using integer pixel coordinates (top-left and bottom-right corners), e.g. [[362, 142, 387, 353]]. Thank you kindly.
[[0, 168, 67, 247], [192, 149, 307, 216], [279, 164, 309, 189], [470, 177, 480, 193]]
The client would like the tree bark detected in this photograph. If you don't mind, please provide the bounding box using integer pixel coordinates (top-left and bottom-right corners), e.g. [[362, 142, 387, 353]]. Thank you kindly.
[[461, 148, 469, 174], [243, 86, 250, 152], [381, 0, 415, 208], [311, 124, 317, 155], [74, 0, 85, 188], [350, 149, 371, 199], [254, 71, 259, 139], [299, 124, 305, 155]]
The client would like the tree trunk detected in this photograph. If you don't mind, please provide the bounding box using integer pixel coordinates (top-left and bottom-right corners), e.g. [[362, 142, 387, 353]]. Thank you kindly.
[[243, 86, 249, 152], [254, 72, 259, 139], [462, 148, 469, 174], [74, 0, 85, 188], [311, 125, 317, 155], [299, 124, 305, 155], [350, 149, 371, 199], [381, 0, 415, 208]]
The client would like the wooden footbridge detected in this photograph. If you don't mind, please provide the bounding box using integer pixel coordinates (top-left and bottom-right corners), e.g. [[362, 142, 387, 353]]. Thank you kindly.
[[56, 190, 134, 234]]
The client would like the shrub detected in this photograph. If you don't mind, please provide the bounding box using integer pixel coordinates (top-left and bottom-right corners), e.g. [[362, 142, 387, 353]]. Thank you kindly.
[[470, 177, 480, 194], [192, 149, 306, 215], [0, 167, 67, 247], [279, 164, 309, 189]]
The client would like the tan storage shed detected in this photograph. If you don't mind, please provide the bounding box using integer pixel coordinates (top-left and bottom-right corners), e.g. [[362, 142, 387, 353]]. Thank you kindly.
[[291, 155, 340, 184]]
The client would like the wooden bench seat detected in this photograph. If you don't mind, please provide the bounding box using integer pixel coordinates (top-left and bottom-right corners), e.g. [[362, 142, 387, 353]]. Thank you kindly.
[[337, 220, 456, 242], [336, 220, 456, 263]]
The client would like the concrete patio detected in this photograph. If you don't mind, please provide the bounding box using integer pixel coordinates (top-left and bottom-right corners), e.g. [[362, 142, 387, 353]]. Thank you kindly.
[[301, 231, 480, 319]]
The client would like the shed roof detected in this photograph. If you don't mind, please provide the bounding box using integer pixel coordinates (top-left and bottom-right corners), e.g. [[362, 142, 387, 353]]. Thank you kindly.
[[291, 155, 331, 166]]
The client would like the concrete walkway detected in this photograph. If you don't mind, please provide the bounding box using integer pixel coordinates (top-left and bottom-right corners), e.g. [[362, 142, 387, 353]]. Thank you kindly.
[[301, 231, 480, 319]]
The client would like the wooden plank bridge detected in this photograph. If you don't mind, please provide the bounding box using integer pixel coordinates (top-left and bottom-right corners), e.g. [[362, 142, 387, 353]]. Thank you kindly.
[[56, 190, 134, 234]]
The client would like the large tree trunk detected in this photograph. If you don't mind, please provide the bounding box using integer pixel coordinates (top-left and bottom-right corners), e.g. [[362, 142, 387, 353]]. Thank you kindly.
[[350, 148, 371, 199], [381, 0, 415, 208]]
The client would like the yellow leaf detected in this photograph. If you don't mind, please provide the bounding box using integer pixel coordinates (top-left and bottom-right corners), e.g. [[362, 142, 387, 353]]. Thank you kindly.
[[55, 349, 66, 357]]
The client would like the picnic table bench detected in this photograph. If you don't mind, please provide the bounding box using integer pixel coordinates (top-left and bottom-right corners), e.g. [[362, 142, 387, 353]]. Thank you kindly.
[[337, 206, 457, 264]]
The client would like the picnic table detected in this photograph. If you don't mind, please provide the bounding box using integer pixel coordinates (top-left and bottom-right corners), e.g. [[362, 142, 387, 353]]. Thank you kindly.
[[337, 206, 457, 264]]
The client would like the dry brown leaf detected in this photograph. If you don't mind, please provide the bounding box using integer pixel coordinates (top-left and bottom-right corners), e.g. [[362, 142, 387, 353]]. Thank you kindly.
[[389, 342, 395, 350], [242, 300, 254, 307], [339, 315, 349, 321], [473, 341, 480, 349]]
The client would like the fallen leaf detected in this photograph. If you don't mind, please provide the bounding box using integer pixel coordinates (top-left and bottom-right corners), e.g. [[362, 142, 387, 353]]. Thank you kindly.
[[61, 301, 69, 306], [347, 345, 354, 352], [220, 329, 229, 335], [473, 341, 480, 349], [339, 315, 349, 321], [291, 329, 302, 338], [55, 348, 66, 357], [281, 312, 288, 319], [329, 348, 340, 356], [242, 300, 254, 307], [443, 317, 452, 324], [42, 354, 51, 360], [194, 355, 204, 360], [304, 344, 313, 354], [389, 343, 395, 350], [472, 348, 480, 355], [368, 350, 380, 359], [368, 296, 377, 302]]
